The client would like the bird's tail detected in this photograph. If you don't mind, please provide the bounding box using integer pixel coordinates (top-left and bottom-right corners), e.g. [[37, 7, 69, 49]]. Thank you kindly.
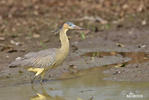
[[9, 57, 23, 68], [9, 61, 20, 68]]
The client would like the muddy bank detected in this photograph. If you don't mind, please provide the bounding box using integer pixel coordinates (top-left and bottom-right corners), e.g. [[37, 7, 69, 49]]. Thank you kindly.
[[0, 27, 149, 88], [75, 27, 149, 82], [0, 0, 149, 86]]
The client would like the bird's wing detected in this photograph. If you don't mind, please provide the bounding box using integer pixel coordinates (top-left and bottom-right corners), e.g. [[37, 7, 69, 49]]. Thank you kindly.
[[9, 48, 57, 68]]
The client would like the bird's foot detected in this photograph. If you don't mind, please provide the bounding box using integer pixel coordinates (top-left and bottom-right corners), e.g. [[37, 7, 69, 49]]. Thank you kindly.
[[31, 80, 34, 84], [31, 76, 36, 84], [40, 79, 48, 84]]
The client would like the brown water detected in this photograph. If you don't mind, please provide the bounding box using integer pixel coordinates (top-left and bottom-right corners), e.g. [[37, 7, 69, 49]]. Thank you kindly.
[[82, 51, 149, 64], [0, 52, 149, 100]]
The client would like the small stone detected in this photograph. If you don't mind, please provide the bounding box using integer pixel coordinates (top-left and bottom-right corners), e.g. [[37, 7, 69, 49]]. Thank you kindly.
[[10, 40, 21, 46], [116, 43, 125, 47], [16, 57, 22, 60], [0, 37, 5, 41], [6, 55, 9, 58], [69, 64, 77, 69], [113, 70, 121, 75], [33, 34, 40, 38], [142, 20, 146, 26], [138, 44, 146, 48], [122, 4, 129, 10]]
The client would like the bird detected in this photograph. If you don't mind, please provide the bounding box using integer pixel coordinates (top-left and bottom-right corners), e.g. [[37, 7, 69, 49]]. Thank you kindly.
[[9, 22, 83, 83]]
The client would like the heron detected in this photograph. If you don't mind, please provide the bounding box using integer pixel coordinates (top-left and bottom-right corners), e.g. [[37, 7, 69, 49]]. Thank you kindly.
[[9, 22, 83, 83]]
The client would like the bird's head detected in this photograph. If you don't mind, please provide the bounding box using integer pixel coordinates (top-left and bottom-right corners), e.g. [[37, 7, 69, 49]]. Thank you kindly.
[[63, 22, 83, 30]]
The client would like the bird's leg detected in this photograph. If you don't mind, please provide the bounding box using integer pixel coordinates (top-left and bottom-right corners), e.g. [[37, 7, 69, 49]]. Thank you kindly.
[[40, 72, 45, 84], [31, 75, 37, 84], [28, 68, 45, 84]]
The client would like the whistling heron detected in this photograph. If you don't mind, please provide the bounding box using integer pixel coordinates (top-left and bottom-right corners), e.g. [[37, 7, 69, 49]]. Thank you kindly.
[[9, 22, 83, 83]]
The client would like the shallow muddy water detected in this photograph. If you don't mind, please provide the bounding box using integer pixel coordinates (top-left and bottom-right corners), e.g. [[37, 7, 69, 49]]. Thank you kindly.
[[0, 66, 149, 100], [0, 51, 149, 100]]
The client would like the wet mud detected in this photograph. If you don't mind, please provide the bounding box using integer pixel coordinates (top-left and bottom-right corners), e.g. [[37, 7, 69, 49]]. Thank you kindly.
[[0, 0, 149, 99]]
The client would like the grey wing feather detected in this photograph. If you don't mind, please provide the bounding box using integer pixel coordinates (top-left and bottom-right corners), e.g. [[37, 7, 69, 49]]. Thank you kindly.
[[9, 48, 57, 68]]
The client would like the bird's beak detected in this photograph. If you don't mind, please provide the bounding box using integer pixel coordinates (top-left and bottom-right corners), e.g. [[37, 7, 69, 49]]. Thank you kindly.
[[73, 25, 85, 30]]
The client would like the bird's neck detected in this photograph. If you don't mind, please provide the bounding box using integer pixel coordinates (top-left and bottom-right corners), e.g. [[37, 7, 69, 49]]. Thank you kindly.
[[59, 28, 69, 51]]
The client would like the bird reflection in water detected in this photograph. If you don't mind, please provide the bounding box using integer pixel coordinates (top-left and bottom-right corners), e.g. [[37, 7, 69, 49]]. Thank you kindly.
[[30, 85, 65, 100]]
